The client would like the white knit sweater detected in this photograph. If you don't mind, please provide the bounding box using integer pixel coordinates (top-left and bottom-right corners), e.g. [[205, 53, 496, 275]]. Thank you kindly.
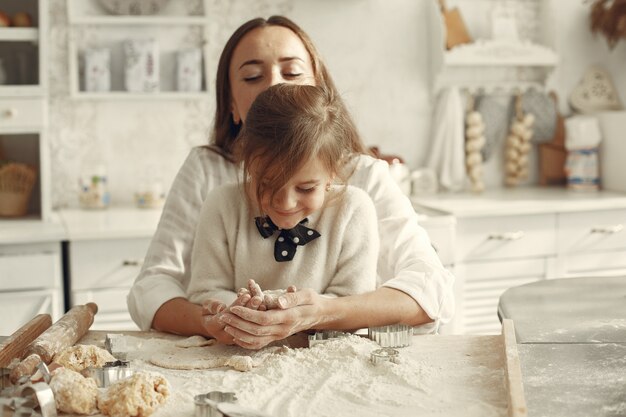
[[127, 147, 455, 330], [187, 184, 378, 306]]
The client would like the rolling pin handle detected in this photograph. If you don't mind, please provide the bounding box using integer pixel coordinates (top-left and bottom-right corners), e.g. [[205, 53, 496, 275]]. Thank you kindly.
[[86, 302, 98, 315]]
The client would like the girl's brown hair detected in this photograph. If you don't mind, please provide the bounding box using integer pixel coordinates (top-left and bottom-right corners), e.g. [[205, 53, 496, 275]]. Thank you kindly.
[[234, 84, 361, 208], [210, 16, 364, 158]]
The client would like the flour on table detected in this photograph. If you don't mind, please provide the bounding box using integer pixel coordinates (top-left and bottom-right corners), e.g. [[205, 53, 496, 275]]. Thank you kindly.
[[49, 367, 99, 415], [97, 371, 170, 417], [54, 344, 116, 372], [109, 333, 509, 417]]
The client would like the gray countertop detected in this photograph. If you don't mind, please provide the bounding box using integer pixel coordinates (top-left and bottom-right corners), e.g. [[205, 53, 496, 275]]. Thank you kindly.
[[499, 276, 626, 417], [499, 276, 626, 344]]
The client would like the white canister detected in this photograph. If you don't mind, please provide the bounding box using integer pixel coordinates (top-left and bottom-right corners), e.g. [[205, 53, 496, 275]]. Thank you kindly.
[[124, 39, 160, 92], [177, 48, 202, 92], [84, 47, 111, 92]]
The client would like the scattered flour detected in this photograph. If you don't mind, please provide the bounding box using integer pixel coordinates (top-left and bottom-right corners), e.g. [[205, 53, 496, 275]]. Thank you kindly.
[[95, 333, 509, 417]]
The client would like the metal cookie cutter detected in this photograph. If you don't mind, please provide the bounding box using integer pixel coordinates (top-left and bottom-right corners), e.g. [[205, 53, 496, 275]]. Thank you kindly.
[[368, 324, 412, 348], [370, 347, 400, 365], [194, 391, 237, 417], [307, 330, 350, 347], [0, 380, 57, 417], [84, 360, 133, 388]]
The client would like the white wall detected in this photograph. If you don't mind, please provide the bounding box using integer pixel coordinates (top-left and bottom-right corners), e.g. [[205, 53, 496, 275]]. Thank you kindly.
[[48, 0, 626, 208]]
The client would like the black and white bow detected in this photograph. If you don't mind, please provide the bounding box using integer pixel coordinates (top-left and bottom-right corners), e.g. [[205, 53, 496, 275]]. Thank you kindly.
[[254, 216, 321, 262]]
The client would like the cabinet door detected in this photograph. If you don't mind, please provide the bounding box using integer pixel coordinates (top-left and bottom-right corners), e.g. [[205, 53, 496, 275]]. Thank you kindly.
[[558, 209, 626, 254], [456, 214, 556, 262], [69, 238, 150, 290], [455, 258, 551, 335], [0, 289, 62, 335], [0, 249, 61, 291], [73, 288, 138, 331]]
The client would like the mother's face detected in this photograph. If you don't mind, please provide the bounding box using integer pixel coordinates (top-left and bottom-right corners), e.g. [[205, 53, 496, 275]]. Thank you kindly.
[[229, 26, 316, 124]]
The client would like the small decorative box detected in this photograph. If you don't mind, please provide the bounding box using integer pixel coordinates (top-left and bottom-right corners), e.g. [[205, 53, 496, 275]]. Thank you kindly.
[[124, 39, 160, 92], [177, 48, 202, 92], [84, 47, 111, 92]]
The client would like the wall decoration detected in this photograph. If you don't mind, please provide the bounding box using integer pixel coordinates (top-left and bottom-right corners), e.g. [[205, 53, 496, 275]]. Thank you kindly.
[[504, 94, 534, 187], [589, 0, 626, 49]]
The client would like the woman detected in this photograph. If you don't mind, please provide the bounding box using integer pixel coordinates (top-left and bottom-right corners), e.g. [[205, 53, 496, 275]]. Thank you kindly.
[[127, 16, 455, 349]]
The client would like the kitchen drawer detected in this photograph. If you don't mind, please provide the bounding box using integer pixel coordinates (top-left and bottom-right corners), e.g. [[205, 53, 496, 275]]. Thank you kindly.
[[557, 209, 626, 254], [0, 244, 61, 291], [561, 250, 626, 278], [0, 98, 44, 130], [72, 287, 137, 331], [69, 238, 150, 290], [456, 214, 556, 262], [0, 289, 63, 335]]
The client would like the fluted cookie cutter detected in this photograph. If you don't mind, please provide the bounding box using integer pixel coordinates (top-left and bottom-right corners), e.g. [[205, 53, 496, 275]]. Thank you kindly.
[[368, 324, 412, 348], [370, 347, 400, 365], [84, 360, 133, 388], [194, 391, 237, 417], [307, 331, 351, 347]]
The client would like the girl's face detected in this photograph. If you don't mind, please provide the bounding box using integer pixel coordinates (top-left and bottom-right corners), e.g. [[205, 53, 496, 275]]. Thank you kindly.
[[250, 157, 333, 230], [229, 26, 316, 124]]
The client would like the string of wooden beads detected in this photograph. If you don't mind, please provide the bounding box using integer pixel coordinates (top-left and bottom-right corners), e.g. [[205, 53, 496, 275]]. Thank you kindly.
[[465, 95, 486, 193], [504, 94, 535, 186]]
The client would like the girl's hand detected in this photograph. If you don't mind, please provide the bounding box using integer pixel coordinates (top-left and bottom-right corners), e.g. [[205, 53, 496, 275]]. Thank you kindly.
[[218, 288, 327, 350]]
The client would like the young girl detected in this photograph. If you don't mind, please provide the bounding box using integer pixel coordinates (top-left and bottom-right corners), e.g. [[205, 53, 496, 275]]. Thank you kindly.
[[187, 84, 379, 309]]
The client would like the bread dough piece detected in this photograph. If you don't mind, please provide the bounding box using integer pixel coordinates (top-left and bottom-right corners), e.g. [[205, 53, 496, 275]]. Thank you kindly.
[[174, 335, 216, 348], [149, 344, 287, 372], [97, 372, 170, 417], [49, 367, 98, 415], [54, 344, 116, 372]]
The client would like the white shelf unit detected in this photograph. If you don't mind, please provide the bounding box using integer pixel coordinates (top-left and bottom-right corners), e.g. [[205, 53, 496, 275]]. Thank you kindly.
[[428, 0, 558, 94], [0, 0, 50, 222], [66, 0, 210, 100]]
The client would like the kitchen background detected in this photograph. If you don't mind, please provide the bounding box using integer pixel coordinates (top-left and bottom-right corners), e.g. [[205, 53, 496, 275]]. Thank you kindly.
[[1, 0, 626, 335]]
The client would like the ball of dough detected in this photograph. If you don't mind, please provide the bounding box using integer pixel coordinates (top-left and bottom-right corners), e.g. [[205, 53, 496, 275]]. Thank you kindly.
[[97, 372, 170, 417], [49, 368, 98, 415], [54, 344, 116, 373]]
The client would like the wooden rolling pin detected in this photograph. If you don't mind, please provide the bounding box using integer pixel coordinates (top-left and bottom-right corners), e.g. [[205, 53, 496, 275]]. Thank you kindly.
[[9, 303, 98, 383], [0, 314, 52, 368]]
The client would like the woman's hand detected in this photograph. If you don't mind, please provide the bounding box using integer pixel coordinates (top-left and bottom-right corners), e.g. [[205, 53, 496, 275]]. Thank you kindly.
[[218, 288, 327, 350]]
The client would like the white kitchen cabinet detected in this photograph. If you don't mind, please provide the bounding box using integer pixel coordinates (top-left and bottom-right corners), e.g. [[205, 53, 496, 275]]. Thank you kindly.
[[414, 187, 626, 335], [0, 0, 50, 221], [557, 209, 626, 278], [66, 0, 210, 100], [0, 240, 63, 335], [59, 208, 160, 330]]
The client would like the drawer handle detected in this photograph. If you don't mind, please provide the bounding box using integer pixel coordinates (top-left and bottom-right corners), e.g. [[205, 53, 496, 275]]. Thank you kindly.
[[3, 108, 17, 118], [591, 224, 624, 234], [122, 259, 143, 266], [488, 231, 525, 241]]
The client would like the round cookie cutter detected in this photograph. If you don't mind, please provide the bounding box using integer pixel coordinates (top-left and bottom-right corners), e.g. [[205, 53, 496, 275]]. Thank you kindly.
[[195, 391, 237, 417], [370, 347, 400, 365], [368, 324, 412, 348]]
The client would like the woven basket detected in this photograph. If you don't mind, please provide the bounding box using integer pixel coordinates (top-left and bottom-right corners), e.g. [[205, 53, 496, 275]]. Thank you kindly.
[[0, 162, 37, 217]]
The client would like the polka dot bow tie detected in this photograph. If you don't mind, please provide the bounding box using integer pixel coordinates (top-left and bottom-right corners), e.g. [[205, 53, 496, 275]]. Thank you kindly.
[[254, 216, 321, 262]]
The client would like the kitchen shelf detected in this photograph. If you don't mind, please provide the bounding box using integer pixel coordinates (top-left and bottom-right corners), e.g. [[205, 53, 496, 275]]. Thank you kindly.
[[66, 0, 210, 100], [0, 27, 39, 42], [444, 40, 559, 67]]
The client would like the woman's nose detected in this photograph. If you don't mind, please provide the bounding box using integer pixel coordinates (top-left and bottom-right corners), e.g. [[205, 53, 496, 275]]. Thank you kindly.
[[268, 68, 283, 87]]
